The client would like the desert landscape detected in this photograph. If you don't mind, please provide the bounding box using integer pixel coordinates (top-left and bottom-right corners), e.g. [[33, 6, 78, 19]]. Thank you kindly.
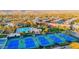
[[0, 10, 79, 49]]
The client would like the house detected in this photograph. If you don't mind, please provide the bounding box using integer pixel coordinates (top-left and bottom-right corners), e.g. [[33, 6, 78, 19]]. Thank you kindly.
[[33, 17, 43, 24], [65, 18, 77, 24], [48, 23, 58, 28], [7, 33, 20, 37], [30, 28, 42, 34], [6, 23, 14, 27], [42, 18, 50, 23], [0, 30, 3, 33]]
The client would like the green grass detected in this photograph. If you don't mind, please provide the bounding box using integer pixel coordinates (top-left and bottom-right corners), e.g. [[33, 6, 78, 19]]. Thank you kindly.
[[0, 34, 7, 38]]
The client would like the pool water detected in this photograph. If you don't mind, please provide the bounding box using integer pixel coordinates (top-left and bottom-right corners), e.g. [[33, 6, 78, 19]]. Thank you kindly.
[[56, 20, 64, 24], [16, 27, 32, 33]]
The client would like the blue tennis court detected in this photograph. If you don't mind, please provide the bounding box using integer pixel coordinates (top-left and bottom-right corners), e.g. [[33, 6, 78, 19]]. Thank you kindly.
[[24, 37, 38, 48], [0, 39, 6, 44], [36, 35, 51, 46], [6, 39, 19, 49], [58, 33, 77, 42], [0, 39, 7, 49], [47, 34, 65, 44]]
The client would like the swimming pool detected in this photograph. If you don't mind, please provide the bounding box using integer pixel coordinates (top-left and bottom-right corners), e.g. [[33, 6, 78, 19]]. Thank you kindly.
[[16, 27, 32, 33], [56, 20, 64, 24]]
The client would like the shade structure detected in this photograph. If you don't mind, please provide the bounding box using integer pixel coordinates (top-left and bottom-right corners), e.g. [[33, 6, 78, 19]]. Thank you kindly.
[[58, 33, 77, 42], [47, 34, 66, 45], [36, 35, 53, 47], [23, 37, 39, 49]]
